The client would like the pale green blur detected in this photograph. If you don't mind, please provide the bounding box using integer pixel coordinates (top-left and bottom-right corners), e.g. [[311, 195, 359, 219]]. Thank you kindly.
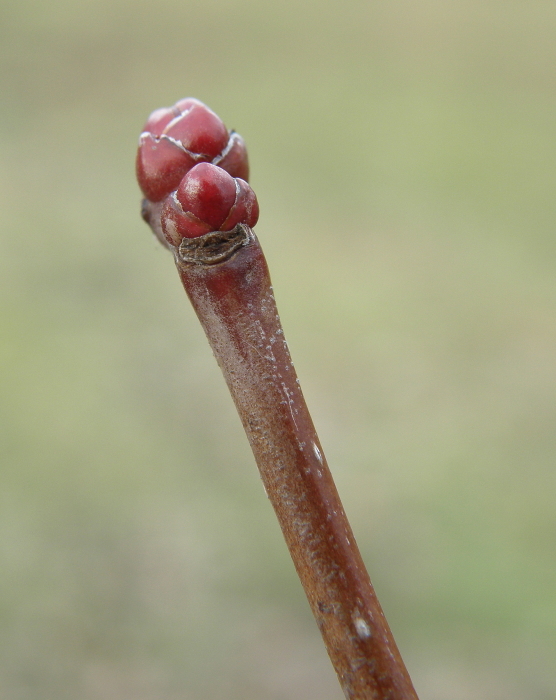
[[1, 1, 555, 698]]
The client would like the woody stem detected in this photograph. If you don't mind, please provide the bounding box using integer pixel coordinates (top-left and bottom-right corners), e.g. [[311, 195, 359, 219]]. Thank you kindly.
[[171, 224, 419, 700]]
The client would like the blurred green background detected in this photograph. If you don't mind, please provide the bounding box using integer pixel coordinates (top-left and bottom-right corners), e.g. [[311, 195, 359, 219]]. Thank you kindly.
[[1, 1, 555, 698]]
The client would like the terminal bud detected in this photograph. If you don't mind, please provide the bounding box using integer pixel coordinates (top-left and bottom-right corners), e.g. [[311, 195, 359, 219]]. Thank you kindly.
[[137, 98, 250, 202]]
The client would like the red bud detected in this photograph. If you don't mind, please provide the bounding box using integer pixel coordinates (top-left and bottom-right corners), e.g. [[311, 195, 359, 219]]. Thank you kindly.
[[137, 99, 250, 202], [160, 163, 259, 245]]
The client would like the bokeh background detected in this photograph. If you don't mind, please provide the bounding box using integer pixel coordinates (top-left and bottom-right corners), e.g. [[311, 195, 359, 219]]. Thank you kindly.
[[1, 1, 555, 698]]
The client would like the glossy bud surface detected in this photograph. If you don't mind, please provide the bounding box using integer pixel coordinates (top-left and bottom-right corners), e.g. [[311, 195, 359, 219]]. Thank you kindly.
[[137, 98, 250, 202], [161, 163, 259, 246]]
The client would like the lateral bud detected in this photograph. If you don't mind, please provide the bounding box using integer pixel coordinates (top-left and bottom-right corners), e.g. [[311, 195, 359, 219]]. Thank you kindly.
[[160, 163, 259, 247]]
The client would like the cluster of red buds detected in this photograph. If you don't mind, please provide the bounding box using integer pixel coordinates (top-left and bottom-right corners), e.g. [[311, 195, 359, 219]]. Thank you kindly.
[[136, 98, 259, 246]]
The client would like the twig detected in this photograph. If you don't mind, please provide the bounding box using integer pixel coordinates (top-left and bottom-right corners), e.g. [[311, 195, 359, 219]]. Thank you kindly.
[[137, 99, 419, 700]]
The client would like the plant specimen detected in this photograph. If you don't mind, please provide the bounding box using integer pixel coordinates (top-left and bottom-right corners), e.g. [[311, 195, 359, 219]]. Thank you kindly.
[[136, 98, 419, 700]]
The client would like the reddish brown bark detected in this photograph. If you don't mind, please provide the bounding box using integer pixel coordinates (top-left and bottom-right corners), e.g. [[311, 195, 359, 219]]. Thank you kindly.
[[167, 223, 419, 700]]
